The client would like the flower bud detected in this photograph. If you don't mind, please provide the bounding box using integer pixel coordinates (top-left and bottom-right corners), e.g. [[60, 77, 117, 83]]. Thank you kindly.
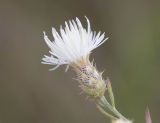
[[146, 107, 152, 123], [71, 55, 106, 98]]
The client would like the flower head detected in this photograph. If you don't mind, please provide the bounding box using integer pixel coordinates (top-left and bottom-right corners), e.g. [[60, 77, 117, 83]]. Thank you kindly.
[[42, 17, 130, 121], [42, 17, 108, 98], [42, 17, 108, 71]]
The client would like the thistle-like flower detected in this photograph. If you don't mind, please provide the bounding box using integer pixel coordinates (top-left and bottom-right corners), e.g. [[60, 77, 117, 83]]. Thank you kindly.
[[42, 17, 129, 121], [42, 17, 108, 98]]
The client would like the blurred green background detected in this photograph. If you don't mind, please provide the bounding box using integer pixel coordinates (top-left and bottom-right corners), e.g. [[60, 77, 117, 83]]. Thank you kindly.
[[0, 0, 160, 123]]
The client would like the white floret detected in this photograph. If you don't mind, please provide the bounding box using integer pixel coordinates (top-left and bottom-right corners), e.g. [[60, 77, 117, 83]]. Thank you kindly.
[[42, 17, 108, 70], [112, 119, 132, 123]]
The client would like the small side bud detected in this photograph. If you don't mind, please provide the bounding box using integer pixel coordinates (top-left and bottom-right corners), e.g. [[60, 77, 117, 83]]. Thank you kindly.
[[145, 107, 152, 123], [106, 77, 111, 85]]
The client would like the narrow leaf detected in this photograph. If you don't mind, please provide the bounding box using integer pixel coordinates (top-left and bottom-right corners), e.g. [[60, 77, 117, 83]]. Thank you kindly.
[[106, 77, 115, 107]]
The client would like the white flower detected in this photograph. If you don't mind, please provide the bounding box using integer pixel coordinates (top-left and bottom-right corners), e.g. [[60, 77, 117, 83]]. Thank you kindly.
[[112, 119, 132, 123], [42, 17, 108, 71]]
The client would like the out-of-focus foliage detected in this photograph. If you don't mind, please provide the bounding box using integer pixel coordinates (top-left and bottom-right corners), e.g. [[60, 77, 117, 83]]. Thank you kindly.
[[0, 0, 160, 123]]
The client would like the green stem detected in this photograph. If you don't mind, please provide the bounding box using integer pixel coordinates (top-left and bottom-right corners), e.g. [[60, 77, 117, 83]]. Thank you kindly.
[[97, 104, 117, 120], [98, 96, 128, 121]]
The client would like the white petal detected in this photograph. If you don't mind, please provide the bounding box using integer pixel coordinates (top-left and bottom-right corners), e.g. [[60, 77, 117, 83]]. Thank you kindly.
[[42, 17, 108, 71]]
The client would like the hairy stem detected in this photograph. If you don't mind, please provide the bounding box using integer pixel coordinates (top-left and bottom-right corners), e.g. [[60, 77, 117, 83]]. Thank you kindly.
[[97, 104, 117, 120], [97, 96, 128, 121]]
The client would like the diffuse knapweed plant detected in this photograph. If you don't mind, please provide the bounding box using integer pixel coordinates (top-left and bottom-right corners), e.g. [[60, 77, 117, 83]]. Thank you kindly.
[[42, 17, 152, 123]]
